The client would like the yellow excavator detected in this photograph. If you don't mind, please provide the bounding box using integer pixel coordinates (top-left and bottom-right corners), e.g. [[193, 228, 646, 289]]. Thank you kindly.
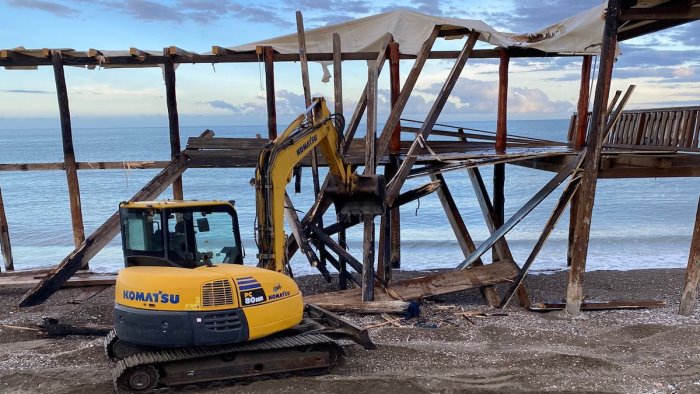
[[106, 98, 382, 391]]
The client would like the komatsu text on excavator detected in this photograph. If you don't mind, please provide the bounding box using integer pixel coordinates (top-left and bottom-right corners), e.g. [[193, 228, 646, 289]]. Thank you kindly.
[[106, 98, 381, 392]]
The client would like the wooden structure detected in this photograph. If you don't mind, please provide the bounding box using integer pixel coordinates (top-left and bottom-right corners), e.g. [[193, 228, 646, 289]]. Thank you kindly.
[[1, 1, 700, 316]]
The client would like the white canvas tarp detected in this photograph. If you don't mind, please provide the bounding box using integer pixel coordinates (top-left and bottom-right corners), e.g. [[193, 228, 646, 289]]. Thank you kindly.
[[230, 3, 610, 81]]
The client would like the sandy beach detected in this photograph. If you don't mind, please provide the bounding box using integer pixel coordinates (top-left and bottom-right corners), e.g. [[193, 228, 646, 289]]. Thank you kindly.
[[1, 268, 699, 393]]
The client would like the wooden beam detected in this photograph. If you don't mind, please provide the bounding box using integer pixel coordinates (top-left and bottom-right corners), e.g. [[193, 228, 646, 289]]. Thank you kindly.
[[459, 155, 583, 271], [163, 49, 184, 200], [52, 51, 86, 252], [308, 224, 364, 274], [263, 46, 277, 140], [388, 41, 402, 271], [430, 173, 500, 307], [679, 196, 700, 316], [501, 175, 582, 308], [332, 33, 347, 290], [18, 157, 188, 307], [566, 0, 621, 316], [305, 262, 518, 303], [386, 31, 480, 206], [365, 59, 378, 293], [619, 7, 700, 21], [375, 26, 440, 162], [0, 186, 14, 271], [467, 167, 530, 306], [283, 194, 330, 281], [575, 56, 593, 149], [0, 161, 169, 171], [496, 49, 509, 154]]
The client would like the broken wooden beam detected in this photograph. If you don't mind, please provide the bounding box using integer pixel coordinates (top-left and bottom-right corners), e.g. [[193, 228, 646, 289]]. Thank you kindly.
[[529, 300, 666, 312], [305, 262, 518, 304], [679, 196, 700, 316], [263, 46, 277, 140], [163, 48, 184, 200], [18, 157, 187, 307]]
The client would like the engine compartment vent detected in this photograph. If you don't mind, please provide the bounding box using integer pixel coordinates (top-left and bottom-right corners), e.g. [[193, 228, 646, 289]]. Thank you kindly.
[[201, 279, 234, 307]]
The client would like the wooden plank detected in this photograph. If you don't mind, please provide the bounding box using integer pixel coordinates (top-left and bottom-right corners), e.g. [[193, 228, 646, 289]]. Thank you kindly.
[[694, 110, 700, 148], [679, 196, 700, 316], [305, 262, 518, 303], [619, 7, 700, 21], [0, 186, 13, 271], [566, 0, 621, 316], [386, 31, 480, 206], [311, 300, 410, 314], [295, 11, 312, 108], [18, 158, 187, 307], [52, 51, 85, 252], [375, 26, 440, 162], [362, 213, 375, 302], [309, 224, 364, 274], [387, 40, 402, 270], [430, 173, 500, 307], [0, 161, 169, 172], [263, 46, 277, 140], [530, 300, 666, 311], [163, 49, 184, 200], [574, 55, 593, 150]]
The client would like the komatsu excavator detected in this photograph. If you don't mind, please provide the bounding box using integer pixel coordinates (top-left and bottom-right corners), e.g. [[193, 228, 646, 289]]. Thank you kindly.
[[106, 98, 382, 392]]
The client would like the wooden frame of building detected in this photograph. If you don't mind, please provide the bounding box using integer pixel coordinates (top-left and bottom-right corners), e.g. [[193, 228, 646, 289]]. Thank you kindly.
[[1, 1, 699, 317]]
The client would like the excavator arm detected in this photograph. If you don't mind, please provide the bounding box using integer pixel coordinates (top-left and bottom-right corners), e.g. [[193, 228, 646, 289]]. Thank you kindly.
[[255, 97, 383, 273]]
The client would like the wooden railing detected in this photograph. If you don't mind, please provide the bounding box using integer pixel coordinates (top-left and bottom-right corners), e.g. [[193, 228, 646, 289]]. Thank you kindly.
[[569, 106, 700, 151]]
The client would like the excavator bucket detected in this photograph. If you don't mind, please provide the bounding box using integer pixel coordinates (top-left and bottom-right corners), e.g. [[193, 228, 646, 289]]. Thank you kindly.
[[326, 174, 386, 218]]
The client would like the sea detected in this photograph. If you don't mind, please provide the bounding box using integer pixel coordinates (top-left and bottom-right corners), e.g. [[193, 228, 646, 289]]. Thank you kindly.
[[1, 119, 699, 276]]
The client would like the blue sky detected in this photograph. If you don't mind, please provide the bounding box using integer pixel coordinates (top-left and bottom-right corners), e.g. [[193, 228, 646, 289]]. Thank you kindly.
[[0, 0, 698, 129]]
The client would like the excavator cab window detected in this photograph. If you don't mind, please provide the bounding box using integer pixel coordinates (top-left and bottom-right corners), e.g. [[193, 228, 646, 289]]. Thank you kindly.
[[120, 208, 168, 267]]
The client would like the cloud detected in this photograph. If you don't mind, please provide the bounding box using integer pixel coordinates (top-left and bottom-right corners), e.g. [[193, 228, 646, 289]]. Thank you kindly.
[[380, 0, 446, 16], [7, 0, 79, 17], [122, 0, 184, 22], [416, 77, 573, 115], [491, 0, 598, 33], [613, 66, 699, 83], [1, 89, 53, 94], [204, 99, 265, 114]]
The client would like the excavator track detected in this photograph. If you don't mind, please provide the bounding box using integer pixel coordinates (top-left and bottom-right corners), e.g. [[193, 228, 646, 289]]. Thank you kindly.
[[111, 333, 341, 392]]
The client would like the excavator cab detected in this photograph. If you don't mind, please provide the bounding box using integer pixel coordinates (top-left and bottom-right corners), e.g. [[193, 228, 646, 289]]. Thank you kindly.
[[119, 200, 244, 268]]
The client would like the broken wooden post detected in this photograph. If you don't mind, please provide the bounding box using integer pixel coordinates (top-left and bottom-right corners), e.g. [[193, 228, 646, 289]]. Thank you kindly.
[[263, 46, 277, 140], [388, 41, 402, 270], [52, 51, 86, 256], [679, 196, 700, 315], [386, 31, 480, 206], [19, 158, 188, 307], [363, 60, 379, 302], [493, 49, 509, 263], [430, 173, 500, 307], [566, 0, 621, 316], [0, 186, 14, 271], [333, 33, 348, 289], [163, 48, 184, 200]]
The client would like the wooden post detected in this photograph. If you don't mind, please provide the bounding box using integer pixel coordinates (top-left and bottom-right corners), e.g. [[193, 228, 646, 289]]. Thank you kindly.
[[566, 0, 621, 316], [575, 55, 593, 150], [363, 61, 379, 301], [52, 51, 86, 256], [163, 49, 184, 200], [263, 46, 277, 140], [679, 197, 700, 316], [0, 186, 14, 271], [333, 33, 348, 289], [495, 49, 509, 154], [431, 173, 500, 307], [388, 41, 402, 270], [386, 31, 480, 206], [493, 49, 508, 263]]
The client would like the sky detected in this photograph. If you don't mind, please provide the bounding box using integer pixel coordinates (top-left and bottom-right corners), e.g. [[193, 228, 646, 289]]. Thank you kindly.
[[0, 0, 698, 130]]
